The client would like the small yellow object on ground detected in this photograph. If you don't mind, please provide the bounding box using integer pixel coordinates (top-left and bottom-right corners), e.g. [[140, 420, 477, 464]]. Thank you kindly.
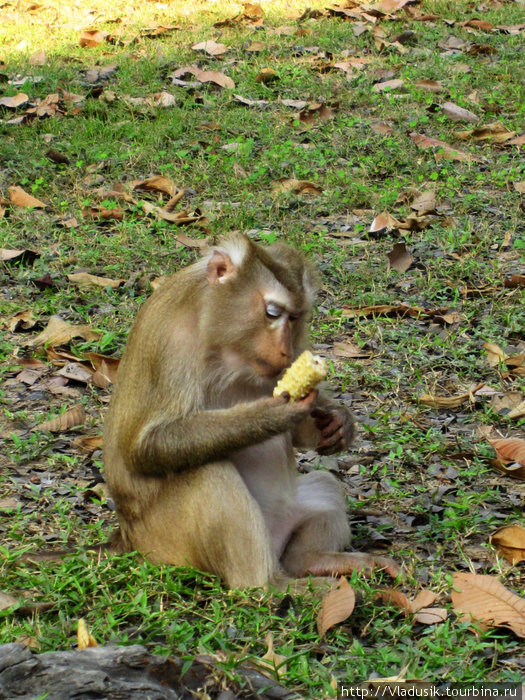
[[273, 350, 327, 401]]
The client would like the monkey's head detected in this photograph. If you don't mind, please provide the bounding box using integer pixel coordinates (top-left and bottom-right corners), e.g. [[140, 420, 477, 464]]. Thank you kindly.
[[200, 234, 318, 383]]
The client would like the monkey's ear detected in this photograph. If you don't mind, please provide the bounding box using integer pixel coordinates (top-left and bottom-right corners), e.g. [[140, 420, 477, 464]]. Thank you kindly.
[[205, 250, 237, 285]]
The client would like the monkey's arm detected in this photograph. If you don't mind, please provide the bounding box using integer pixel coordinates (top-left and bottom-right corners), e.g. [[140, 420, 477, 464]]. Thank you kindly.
[[128, 394, 316, 476], [292, 392, 356, 454]]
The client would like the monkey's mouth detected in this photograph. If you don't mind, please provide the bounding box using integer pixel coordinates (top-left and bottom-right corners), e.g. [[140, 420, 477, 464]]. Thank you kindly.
[[254, 358, 286, 379]]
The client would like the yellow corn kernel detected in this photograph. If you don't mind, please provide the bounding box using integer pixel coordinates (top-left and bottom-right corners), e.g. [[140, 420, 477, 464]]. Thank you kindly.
[[273, 350, 327, 401]]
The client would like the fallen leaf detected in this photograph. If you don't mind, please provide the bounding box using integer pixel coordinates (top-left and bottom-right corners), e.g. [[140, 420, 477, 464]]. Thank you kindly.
[[410, 191, 436, 214], [34, 404, 87, 432], [82, 206, 125, 221], [333, 341, 371, 359], [29, 49, 46, 65], [414, 608, 448, 624], [192, 40, 229, 56], [369, 211, 403, 233], [488, 438, 525, 466], [0, 92, 29, 108], [317, 577, 355, 637], [504, 274, 525, 288], [87, 352, 120, 383], [256, 68, 279, 84], [4, 310, 37, 332], [370, 121, 394, 136], [67, 272, 124, 289], [464, 18, 493, 31], [420, 383, 484, 408], [256, 632, 287, 679], [441, 101, 478, 123], [8, 186, 47, 208], [56, 362, 94, 384], [451, 572, 525, 637], [29, 316, 101, 347], [233, 94, 269, 108], [46, 148, 70, 165], [454, 121, 516, 143], [491, 525, 525, 565], [170, 65, 235, 90], [0, 498, 19, 512], [72, 435, 104, 453], [410, 132, 481, 162], [77, 618, 98, 649], [387, 243, 414, 273], [483, 341, 507, 366], [131, 175, 181, 198], [79, 30, 108, 48], [414, 79, 444, 93], [372, 78, 404, 92], [507, 401, 525, 420], [270, 178, 322, 195], [342, 303, 449, 320]]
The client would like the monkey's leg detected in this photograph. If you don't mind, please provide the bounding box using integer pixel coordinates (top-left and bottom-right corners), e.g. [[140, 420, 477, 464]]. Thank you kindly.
[[280, 471, 399, 578], [130, 461, 279, 589]]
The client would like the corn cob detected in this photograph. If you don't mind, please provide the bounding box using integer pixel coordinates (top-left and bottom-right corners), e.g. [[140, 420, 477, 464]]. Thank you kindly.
[[273, 350, 327, 401]]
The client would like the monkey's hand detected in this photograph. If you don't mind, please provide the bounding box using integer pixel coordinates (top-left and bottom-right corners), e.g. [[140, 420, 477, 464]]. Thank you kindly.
[[272, 389, 318, 427], [311, 404, 356, 455]]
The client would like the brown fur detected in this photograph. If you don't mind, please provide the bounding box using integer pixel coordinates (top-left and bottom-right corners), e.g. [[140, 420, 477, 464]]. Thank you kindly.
[[104, 234, 398, 588]]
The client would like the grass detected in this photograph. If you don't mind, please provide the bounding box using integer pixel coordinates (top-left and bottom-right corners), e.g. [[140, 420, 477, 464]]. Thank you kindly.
[[1, 0, 525, 694]]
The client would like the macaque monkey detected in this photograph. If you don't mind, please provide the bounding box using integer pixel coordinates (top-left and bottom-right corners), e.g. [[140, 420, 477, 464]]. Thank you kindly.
[[104, 234, 397, 588]]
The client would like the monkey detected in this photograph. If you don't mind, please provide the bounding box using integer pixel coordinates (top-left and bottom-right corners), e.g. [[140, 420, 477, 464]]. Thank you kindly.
[[103, 234, 398, 589]]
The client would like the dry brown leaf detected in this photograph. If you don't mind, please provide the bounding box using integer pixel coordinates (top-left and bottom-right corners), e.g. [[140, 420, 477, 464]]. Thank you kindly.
[[29, 49, 46, 65], [491, 525, 525, 565], [79, 30, 108, 48], [87, 352, 120, 382], [34, 404, 87, 432], [451, 572, 525, 637], [420, 383, 484, 408], [442, 101, 478, 123], [67, 272, 124, 289], [256, 68, 279, 84], [0, 592, 20, 611], [414, 608, 448, 624], [0, 248, 40, 265], [372, 78, 404, 93], [298, 102, 336, 125], [454, 121, 516, 143], [131, 175, 181, 198], [8, 186, 47, 209], [377, 588, 439, 615], [245, 41, 266, 52], [342, 303, 449, 320], [0, 93, 29, 108], [171, 65, 234, 89], [333, 341, 371, 359], [317, 577, 355, 637], [483, 341, 507, 366], [192, 40, 228, 56], [141, 201, 207, 228], [369, 210, 403, 233], [507, 401, 525, 420], [72, 435, 104, 453], [4, 310, 37, 332], [56, 362, 93, 384], [370, 121, 394, 136], [29, 316, 101, 347], [77, 618, 98, 649], [387, 243, 414, 273], [82, 206, 124, 221], [414, 79, 443, 93], [504, 274, 525, 288], [270, 178, 322, 195], [256, 633, 287, 680], [410, 132, 481, 162], [507, 134, 525, 147], [410, 191, 436, 214], [488, 438, 525, 466]]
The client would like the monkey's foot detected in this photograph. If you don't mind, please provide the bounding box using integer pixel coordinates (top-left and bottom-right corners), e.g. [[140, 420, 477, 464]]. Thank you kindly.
[[301, 551, 400, 579]]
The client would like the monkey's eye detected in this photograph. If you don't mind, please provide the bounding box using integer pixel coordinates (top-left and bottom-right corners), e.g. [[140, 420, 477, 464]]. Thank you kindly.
[[265, 302, 283, 319]]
